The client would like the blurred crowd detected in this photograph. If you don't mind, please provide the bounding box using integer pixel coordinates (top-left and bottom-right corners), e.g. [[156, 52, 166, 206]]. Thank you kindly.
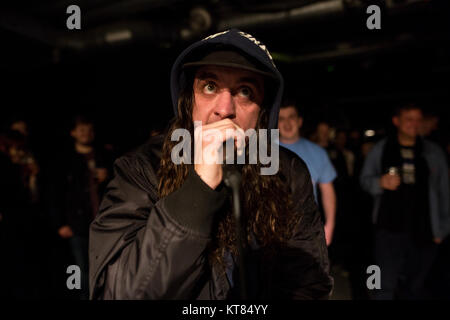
[[278, 99, 450, 300], [0, 116, 114, 299], [0, 102, 449, 300]]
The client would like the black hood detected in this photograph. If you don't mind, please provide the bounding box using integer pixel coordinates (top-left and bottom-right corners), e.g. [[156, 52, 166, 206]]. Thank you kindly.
[[170, 29, 284, 129]]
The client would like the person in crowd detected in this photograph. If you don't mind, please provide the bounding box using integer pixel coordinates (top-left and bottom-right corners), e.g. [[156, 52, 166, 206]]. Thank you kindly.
[[326, 129, 353, 252], [313, 121, 332, 149], [52, 116, 111, 299], [328, 128, 374, 299], [360, 103, 450, 299], [6, 126, 40, 204], [332, 130, 355, 178], [419, 112, 438, 140], [278, 97, 337, 246]]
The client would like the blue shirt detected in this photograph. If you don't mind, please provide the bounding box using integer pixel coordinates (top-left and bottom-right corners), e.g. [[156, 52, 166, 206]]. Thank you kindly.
[[279, 138, 337, 202]]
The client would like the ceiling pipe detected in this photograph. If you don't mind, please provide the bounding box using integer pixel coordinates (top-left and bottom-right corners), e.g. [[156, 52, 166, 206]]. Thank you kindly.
[[1, 4, 213, 52], [217, 0, 346, 30]]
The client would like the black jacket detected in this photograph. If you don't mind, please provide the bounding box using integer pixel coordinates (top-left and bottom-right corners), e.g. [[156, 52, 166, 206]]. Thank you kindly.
[[89, 135, 333, 299]]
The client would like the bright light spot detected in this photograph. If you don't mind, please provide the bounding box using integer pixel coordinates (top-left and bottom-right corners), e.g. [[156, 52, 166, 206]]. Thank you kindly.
[[105, 30, 132, 43], [365, 130, 375, 137]]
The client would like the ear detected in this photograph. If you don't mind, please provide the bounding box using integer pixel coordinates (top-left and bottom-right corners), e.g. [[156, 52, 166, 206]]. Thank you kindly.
[[392, 116, 399, 127], [297, 117, 303, 129], [70, 129, 76, 138]]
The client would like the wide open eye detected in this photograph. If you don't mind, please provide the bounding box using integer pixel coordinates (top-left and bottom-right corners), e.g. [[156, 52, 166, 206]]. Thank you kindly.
[[203, 82, 217, 94], [238, 86, 252, 99]]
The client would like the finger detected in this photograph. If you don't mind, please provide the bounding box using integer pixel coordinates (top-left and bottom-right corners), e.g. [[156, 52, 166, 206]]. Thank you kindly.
[[203, 126, 242, 142], [202, 119, 243, 132], [203, 127, 241, 145], [223, 128, 247, 155], [235, 127, 246, 149], [202, 130, 222, 145]]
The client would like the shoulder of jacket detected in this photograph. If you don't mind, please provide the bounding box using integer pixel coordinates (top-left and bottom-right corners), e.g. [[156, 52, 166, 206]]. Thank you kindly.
[[423, 139, 446, 160], [367, 138, 387, 156], [113, 135, 163, 193], [423, 139, 442, 152], [117, 135, 163, 167], [374, 138, 387, 148]]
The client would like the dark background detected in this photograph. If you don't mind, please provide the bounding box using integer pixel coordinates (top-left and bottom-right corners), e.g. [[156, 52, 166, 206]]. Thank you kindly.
[[1, 0, 449, 159], [0, 0, 449, 300]]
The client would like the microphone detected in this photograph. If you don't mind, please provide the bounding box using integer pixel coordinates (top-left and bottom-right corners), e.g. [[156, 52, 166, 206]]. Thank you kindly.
[[222, 164, 242, 190], [221, 136, 243, 187], [222, 162, 247, 300]]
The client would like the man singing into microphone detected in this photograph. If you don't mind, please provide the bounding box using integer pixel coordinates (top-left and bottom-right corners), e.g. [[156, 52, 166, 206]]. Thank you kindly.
[[88, 29, 333, 299]]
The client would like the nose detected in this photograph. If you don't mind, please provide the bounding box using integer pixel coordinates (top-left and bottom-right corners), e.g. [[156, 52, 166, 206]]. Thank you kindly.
[[213, 90, 236, 119]]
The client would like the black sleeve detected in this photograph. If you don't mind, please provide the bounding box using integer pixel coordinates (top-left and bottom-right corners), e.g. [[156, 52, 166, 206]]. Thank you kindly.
[[89, 155, 228, 299], [273, 155, 334, 299]]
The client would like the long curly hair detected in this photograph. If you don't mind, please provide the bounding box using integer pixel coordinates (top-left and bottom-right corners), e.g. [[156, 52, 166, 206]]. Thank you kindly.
[[157, 76, 302, 271]]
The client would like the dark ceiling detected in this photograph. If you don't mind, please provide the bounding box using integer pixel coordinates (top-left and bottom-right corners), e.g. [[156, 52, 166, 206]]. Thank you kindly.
[[1, 0, 449, 152], [1, 0, 449, 66]]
